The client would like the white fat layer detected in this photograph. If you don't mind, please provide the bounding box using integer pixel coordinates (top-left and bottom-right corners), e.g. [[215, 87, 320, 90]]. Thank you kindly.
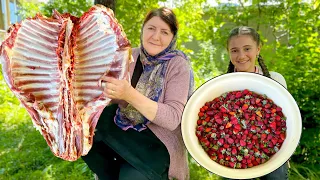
[[74, 89, 102, 96], [75, 95, 98, 102], [31, 18, 61, 30], [78, 16, 97, 36], [15, 38, 57, 57], [115, 50, 131, 79], [19, 28, 58, 47], [74, 58, 110, 69], [13, 57, 56, 69], [20, 82, 59, 90], [22, 21, 58, 41], [73, 81, 98, 87], [12, 68, 58, 78], [74, 66, 108, 73], [76, 31, 114, 49], [74, 74, 101, 80], [12, 68, 58, 76], [32, 91, 59, 100], [14, 76, 59, 82], [76, 37, 117, 58], [13, 47, 57, 63], [26, 19, 60, 36]]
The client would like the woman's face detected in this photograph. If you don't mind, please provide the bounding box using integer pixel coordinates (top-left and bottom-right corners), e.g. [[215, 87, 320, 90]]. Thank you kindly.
[[228, 35, 260, 72], [142, 16, 174, 56]]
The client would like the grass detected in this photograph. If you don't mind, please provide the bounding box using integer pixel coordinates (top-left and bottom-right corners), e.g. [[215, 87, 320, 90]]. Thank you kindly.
[[0, 114, 94, 180], [0, 95, 93, 180], [289, 162, 320, 180], [0, 85, 319, 180], [2, 118, 319, 180]]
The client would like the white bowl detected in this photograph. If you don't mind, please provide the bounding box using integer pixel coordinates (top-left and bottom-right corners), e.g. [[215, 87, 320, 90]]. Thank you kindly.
[[182, 72, 302, 179]]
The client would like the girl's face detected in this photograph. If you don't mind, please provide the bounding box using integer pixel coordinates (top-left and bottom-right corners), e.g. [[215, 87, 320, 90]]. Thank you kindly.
[[142, 16, 174, 56], [228, 35, 260, 72]]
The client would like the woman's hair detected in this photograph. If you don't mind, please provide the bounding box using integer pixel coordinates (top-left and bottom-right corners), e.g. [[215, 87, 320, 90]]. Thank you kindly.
[[143, 7, 178, 35], [226, 26, 270, 78]]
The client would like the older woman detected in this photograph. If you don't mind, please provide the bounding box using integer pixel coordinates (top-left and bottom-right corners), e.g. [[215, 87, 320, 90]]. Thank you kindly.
[[82, 7, 194, 180]]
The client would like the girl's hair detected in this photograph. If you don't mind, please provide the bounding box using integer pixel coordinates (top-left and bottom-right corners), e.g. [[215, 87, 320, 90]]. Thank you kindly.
[[143, 7, 178, 35], [226, 26, 270, 78]]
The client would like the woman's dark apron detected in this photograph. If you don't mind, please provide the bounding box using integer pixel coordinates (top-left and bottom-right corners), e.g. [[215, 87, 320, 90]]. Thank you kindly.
[[82, 55, 170, 180]]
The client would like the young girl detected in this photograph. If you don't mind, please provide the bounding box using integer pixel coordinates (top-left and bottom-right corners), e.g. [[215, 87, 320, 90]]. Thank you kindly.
[[226, 26, 288, 180]]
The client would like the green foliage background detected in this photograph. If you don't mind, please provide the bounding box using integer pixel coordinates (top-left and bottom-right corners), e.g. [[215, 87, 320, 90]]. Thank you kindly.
[[1, 0, 319, 179]]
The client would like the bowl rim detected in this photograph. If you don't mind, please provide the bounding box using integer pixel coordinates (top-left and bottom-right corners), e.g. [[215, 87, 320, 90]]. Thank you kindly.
[[181, 72, 302, 179]]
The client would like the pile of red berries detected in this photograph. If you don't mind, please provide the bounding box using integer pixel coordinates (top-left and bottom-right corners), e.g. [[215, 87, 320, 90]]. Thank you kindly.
[[196, 89, 286, 169]]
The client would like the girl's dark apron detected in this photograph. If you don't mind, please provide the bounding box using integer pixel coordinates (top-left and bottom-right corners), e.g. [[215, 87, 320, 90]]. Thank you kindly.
[[82, 56, 170, 180]]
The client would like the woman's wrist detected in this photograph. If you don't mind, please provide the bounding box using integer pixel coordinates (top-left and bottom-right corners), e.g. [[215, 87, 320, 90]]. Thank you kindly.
[[123, 85, 136, 103]]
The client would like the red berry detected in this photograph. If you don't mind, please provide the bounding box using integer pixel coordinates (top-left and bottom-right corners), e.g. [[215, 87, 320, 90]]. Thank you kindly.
[[230, 117, 238, 125], [220, 106, 227, 113], [243, 89, 249, 95], [240, 139, 246, 147], [205, 127, 212, 133], [235, 92, 242, 98], [218, 138, 224, 146], [270, 121, 277, 130], [210, 155, 217, 161], [242, 104, 249, 110], [255, 98, 261, 104], [231, 148, 237, 155], [271, 138, 278, 145], [234, 124, 242, 130], [216, 118, 223, 124], [252, 135, 258, 140], [233, 129, 240, 134], [265, 104, 271, 108], [227, 138, 234, 144], [207, 111, 214, 116], [250, 125, 256, 132], [262, 148, 269, 154], [218, 153, 224, 160], [229, 162, 235, 168]]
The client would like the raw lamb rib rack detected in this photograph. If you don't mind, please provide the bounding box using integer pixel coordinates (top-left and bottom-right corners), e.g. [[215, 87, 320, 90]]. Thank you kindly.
[[0, 5, 132, 161]]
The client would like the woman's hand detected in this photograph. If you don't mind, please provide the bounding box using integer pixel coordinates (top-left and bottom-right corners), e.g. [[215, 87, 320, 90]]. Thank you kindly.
[[101, 76, 158, 121], [101, 76, 133, 101]]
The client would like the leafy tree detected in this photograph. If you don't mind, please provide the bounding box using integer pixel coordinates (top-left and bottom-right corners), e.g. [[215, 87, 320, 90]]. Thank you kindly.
[[94, 0, 116, 11], [1, 0, 319, 179], [18, 0, 92, 18]]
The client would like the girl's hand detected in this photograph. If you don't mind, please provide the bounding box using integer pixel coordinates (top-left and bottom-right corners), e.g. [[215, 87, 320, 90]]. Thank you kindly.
[[101, 76, 133, 101]]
